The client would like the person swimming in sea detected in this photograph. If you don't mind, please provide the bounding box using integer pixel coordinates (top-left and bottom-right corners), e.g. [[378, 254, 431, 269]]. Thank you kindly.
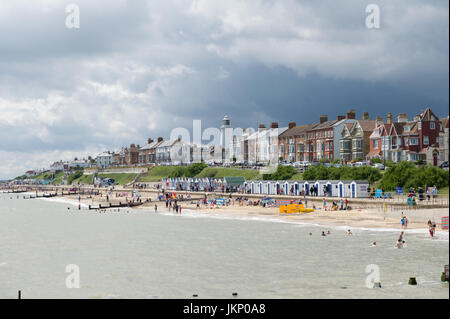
[[346, 229, 352, 235], [321, 231, 326, 236], [371, 242, 377, 247]]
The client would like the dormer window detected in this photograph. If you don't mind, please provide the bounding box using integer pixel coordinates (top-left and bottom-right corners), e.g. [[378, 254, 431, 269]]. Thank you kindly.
[[430, 122, 435, 130]]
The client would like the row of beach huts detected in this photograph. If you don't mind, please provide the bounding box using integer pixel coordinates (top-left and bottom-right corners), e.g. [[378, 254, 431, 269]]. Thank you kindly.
[[161, 177, 370, 198]]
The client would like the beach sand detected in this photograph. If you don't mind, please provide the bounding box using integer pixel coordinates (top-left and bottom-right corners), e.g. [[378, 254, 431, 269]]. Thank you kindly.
[[61, 190, 449, 231]]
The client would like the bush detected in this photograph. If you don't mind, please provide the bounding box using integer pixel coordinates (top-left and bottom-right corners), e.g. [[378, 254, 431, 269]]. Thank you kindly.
[[303, 164, 382, 184], [370, 157, 382, 164], [68, 171, 83, 184], [378, 162, 449, 191], [262, 165, 298, 180], [168, 167, 186, 178], [184, 163, 208, 177]]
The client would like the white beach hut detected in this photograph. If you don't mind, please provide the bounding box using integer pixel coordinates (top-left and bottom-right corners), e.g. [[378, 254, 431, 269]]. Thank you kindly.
[[337, 180, 352, 198], [350, 180, 370, 198], [327, 180, 340, 197], [303, 181, 311, 196], [315, 180, 328, 196]]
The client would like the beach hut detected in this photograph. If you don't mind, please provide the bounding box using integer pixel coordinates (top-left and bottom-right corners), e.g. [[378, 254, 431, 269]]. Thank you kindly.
[[327, 180, 340, 197], [314, 180, 329, 196], [260, 181, 269, 195], [350, 180, 370, 198], [303, 181, 311, 196], [257, 181, 263, 194], [294, 181, 301, 196]]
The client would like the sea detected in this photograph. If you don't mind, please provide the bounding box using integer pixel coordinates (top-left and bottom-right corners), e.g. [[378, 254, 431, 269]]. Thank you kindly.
[[0, 192, 448, 299]]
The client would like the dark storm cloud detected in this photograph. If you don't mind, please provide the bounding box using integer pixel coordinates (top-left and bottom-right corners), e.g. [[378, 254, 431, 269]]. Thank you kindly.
[[0, 0, 448, 178]]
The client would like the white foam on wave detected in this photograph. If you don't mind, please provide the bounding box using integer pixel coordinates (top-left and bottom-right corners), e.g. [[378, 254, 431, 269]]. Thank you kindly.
[[143, 207, 449, 241], [38, 197, 89, 208]]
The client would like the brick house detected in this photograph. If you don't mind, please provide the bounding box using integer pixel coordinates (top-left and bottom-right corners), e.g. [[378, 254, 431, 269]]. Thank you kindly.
[[339, 112, 379, 162], [138, 137, 163, 164], [368, 108, 443, 165], [305, 110, 357, 162], [278, 122, 315, 162]]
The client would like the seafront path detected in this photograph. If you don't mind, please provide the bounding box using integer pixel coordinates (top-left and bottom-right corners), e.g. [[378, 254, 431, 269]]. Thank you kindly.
[[3, 184, 449, 212]]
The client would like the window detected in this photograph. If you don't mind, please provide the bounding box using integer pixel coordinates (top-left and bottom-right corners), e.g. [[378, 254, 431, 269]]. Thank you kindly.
[[430, 122, 435, 130], [410, 138, 419, 145], [418, 122, 422, 130], [373, 140, 379, 149], [424, 136, 429, 145], [404, 138, 408, 146]]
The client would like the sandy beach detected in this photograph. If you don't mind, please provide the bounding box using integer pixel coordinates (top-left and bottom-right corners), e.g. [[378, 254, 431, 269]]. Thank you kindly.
[[58, 190, 450, 232]]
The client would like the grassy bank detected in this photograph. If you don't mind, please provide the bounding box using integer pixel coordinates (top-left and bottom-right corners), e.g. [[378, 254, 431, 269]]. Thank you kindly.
[[139, 166, 182, 182], [195, 167, 261, 180], [97, 173, 137, 185]]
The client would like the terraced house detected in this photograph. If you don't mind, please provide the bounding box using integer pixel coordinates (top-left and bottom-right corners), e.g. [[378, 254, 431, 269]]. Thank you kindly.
[[368, 108, 443, 165], [278, 122, 315, 162], [305, 110, 357, 162], [339, 113, 380, 162], [138, 137, 163, 164]]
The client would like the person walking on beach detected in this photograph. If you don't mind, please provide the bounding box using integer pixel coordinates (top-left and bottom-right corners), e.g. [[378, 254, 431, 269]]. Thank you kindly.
[[322, 198, 327, 211], [427, 220, 436, 239], [340, 199, 344, 210]]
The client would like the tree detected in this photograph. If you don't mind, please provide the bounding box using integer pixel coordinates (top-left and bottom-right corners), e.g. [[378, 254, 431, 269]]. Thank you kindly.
[[263, 165, 297, 180]]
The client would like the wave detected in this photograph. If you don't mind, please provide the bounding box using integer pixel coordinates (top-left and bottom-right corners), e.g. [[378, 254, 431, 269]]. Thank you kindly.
[[141, 207, 449, 240], [38, 197, 89, 208]]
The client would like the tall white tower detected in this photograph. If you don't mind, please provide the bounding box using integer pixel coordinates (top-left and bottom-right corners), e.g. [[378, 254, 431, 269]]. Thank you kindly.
[[220, 115, 231, 163]]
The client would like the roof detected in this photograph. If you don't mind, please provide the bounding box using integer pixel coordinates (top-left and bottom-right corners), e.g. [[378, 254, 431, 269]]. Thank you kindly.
[[247, 127, 288, 140], [279, 124, 315, 137], [419, 108, 439, 121], [157, 139, 179, 148], [224, 176, 246, 186], [140, 140, 163, 150], [311, 119, 340, 130], [391, 122, 405, 135], [354, 120, 377, 132]]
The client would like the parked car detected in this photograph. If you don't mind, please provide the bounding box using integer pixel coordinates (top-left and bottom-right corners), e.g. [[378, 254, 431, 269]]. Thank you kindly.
[[373, 163, 385, 170], [439, 161, 449, 169]]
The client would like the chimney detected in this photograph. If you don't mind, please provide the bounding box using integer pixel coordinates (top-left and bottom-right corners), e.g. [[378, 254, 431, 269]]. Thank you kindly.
[[270, 122, 279, 129], [258, 124, 266, 132], [288, 122, 296, 129], [376, 116, 383, 123], [319, 115, 328, 124], [147, 138, 153, 144], [387, 112, 392, 124], [346, 109, 356, 119], [157, 137, 163, 142], [337, 115, 345, 121], [397, 113, 408, 123], [362, 112, 369, 120]]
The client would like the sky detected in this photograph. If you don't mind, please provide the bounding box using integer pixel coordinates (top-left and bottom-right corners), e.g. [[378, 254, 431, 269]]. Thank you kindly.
[[0, 0, 448, 179]]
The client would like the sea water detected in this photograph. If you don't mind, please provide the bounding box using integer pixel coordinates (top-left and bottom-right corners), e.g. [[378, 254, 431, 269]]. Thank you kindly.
[[0, 193, 448, 299]]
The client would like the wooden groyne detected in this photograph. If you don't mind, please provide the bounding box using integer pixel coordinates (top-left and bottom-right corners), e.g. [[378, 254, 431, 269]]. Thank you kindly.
[[88, 201, 144, 210]]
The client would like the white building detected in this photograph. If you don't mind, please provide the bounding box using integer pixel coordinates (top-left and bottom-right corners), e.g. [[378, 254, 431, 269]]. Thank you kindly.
[[95, 152, 114, 168], [69, 159, 90, 169]]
